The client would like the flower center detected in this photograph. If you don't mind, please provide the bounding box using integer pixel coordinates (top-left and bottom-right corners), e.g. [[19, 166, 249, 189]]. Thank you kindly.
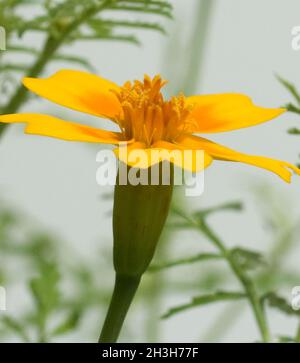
[[113, 75, 194, 146]]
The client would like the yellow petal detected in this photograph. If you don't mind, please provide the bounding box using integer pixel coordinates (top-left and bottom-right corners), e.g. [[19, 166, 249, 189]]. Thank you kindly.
[[114, 142, 151, 169], [186, 94, 285, 133], [152, 140, 213, 172], [114, 141, 213, 172], [177, 135, 300, 183], [0, 113, 124, 144], [23, 70, 122, 119]]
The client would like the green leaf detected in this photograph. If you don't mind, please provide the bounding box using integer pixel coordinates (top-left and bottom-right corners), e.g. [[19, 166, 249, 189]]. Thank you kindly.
[[288, 127, 300, 135], [51, 54, 96, 71], [0, 64, 29, 73], [51, 310, 81, 337], [1, 316, 30, 342], [7, 45, 39, 54], [169, 201, 242, 230], [29, 262, 60, 316], [230, 247, 266, 270], [88, 18, 165, 33], [276, 75, 300, 105], [107, 3, 173, 19], [166, 221, 194, 229], [284, 103, 300, 115], [262, 292, 300, 317], [193, 201, 243, 220], [277, 335, 296, 343], [3, 0, 172, 44], [74, 34, 140, 45], [6, 47, 95, 70], [149, 252, 223, 272], [162, 291, 246, 319]]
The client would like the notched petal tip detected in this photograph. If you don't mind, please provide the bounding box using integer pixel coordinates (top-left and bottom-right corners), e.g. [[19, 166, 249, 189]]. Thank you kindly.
[[282, 162, 300, 183], [176, 134, 300, 183]]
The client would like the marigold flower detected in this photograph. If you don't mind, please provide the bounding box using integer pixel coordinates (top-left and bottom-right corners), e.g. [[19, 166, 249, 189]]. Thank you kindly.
[[0, 70, 299, 182], [1, 70, 299, 343]]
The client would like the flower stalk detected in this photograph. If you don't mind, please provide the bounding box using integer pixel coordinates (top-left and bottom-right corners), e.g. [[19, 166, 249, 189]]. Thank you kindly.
[[99, 274, 141, 343], [99, 163, 174, 343]]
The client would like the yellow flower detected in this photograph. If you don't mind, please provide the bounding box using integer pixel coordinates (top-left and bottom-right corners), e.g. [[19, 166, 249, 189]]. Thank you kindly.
[[0, 70, 299, 182]]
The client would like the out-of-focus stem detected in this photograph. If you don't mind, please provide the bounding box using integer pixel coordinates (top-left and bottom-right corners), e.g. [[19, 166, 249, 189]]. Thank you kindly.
[[174, 208, 271, 343], [201, 304, 244, 342], [201, 221, 270, 342], [182, 0, 215, 94]]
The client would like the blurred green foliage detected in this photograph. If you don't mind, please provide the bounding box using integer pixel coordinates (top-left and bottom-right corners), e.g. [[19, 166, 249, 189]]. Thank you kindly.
[[0, 203, 119, 342], [0, 0, 300, 343], [277, 75, 300, 115], [277, 75, 300, 138], [0, 0, 172, 123], [151, 184, 300, 342]]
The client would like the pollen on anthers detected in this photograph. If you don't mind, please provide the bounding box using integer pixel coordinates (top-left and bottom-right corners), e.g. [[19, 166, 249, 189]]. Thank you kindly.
[[112, 75, 196, 147]]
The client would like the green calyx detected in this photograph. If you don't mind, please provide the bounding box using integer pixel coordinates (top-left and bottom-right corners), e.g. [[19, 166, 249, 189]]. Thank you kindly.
[[112, 162, 174, 277], [99, 162, 174, 343]]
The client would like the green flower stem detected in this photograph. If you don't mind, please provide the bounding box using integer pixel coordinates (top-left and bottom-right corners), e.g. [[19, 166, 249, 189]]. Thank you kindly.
[[174, 208, 270, 343], [99, 163, 174, 343], [99, 274, 141, 343]]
